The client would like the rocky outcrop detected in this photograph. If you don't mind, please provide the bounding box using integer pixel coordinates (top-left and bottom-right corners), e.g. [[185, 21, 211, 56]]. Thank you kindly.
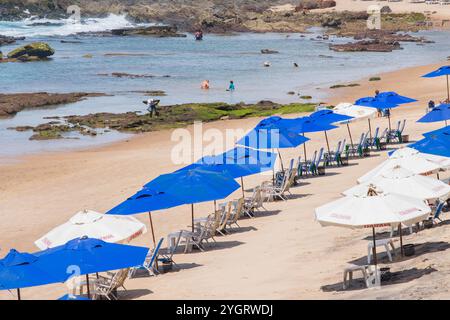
[[0, 92, 105, 117], [295, 0, 336, 11], [111, 25, 186, 37], [0, 35, 24, 46], [2, 42, 55, 62], [330, 40, 401, 52]]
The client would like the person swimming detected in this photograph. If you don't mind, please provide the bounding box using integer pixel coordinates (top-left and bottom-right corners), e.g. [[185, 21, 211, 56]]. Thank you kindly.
[[201, 80, 210, 89]]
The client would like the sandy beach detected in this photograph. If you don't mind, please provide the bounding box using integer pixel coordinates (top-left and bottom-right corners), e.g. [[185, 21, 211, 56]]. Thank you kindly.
[[1, 60, 450, 300]]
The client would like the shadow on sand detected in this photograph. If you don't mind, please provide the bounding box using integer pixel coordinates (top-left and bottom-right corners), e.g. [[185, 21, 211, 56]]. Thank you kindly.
[[321, 266, 437, 292]]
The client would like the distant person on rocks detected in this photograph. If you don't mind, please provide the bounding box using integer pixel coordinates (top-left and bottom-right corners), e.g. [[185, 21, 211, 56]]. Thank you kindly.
[[146, 98, 160, 117], [227, 80, 235, 92]]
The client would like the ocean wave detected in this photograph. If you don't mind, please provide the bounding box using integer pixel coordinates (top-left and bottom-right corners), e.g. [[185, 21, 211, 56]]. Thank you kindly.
[[0, 14, 150, 37]]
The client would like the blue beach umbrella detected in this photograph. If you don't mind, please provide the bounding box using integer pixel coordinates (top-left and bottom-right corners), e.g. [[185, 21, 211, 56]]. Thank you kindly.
[[289, 116, 338, 158], [417, 104, 450, 126], [144, 168, 241, 231], [0, 249, 68, 300], [408, 136, 450, 158], [35, 237, 149, 298], [178, 147, 277, 197], [308, 110, 353, 153], [375, 91, 417, 105], [423, 125, 450, 138], [355, 96, 400, 131], [58, 294, 90, 300], [107, 188, 188, 245], [423, 66, 450, 101]]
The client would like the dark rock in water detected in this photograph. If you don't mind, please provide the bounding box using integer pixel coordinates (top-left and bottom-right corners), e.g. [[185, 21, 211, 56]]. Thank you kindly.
[[111, 73, 155, 79], [29, 22, 64, 27], [261, 49, 279, 54], [330, 40, 401, 52], [0, 35, 24, 46], [61, 40, 83, 44], [0, 92, 105, 117], [111, 25, 186, 37], [7, 42, 55, 59]]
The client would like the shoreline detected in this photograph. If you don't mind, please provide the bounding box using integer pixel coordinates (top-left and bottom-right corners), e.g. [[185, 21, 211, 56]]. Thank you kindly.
[[1, 59, 446, 166]]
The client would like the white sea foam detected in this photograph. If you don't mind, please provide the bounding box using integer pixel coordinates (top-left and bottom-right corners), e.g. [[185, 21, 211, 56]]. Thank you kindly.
[[0, 14, 150, 37]]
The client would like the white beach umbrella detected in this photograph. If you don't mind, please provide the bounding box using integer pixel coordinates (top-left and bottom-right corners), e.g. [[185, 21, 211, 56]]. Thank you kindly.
[[35, 210, 147, 250], [333, 103, 377, 122], [344, 166, 450, 201], [333, 103, 377, 144], [315, 187, 431, 265], [357, 153, 442, 184], [391, 147, 450, 169]]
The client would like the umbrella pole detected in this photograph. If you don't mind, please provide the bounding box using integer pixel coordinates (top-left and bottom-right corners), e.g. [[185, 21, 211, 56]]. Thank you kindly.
[[148, 212, 156, 247], [447, 74, 449, 102], [437, 172, 440, 180], [368, 119, 372, 141], [86, 274, 91, 299], [388, 112, 392, 132], [272, 148, 275, 184], [278, 148, 285, 171], [372, 227, 378, 266], [214, 200, 217, 211], [399, 224, 404, 257], [303, 133, 307, 161], [17, 288, 21, 300], [240, 177, 245, 198], [324, 131, 331, 155], [346, 123, 354, 148], [191, 204, 195, 232]]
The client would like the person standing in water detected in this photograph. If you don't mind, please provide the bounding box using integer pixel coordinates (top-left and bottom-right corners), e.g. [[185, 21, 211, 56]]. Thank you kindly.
[[228, 80, 235, 92], [201, 80, 210, 89]]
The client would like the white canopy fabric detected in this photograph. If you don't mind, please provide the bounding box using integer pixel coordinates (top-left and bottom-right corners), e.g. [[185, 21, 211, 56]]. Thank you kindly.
[[332, 103, 377, 123], [391, 147, 450, 169], [357, 152, 442, 184], [35, 210, 147, 250], [315, 189, 431, 229], [344, 166, 450, 201]]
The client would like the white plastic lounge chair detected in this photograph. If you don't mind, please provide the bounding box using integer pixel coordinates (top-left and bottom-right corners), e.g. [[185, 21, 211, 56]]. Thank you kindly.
[[367, 238, 395, 264], [264, 169, 295, 201]]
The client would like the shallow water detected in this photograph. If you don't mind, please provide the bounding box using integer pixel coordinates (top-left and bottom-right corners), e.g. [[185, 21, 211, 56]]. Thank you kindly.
[[1, 16, 450, 160]]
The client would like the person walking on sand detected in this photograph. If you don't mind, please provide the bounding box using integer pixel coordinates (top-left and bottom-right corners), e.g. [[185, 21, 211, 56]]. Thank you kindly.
[[146, 98, 160, 117], [228, 80, 235, 92], [375, 89, 382, 117], [201, 80, 210, 90]]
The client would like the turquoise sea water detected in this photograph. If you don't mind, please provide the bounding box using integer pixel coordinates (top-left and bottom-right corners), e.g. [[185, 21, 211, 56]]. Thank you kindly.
[[1, 15, 450, 160]]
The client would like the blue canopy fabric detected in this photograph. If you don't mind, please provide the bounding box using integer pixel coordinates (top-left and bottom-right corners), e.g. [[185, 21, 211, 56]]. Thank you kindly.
[[375, 91, 417, 105], [423, 125, 450, 138], [236, 126, 309, 149], [288, 116, 338, 133], [0, 249, 67, 290], [177, 147, 276, 179], [107, 188, 187, 215], [355, 97, 399, 110], [58, 294, 90, 300], [143, 168, 241, 204], [309, 110, 354, 124], [34, 237, 149, 277], [423, 66, 450, 78], [409, 136, 450, 158], [422, 66, 450, 100], [417, 104, 450, 123]]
